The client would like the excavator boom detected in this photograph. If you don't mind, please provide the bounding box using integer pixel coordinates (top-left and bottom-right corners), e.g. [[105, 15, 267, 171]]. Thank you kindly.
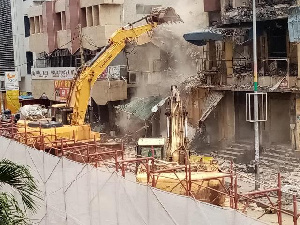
[[67, 7, 183, 125]]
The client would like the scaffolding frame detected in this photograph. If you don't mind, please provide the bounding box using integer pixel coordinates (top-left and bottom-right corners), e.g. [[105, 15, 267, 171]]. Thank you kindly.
[[0, 119, 299, 225]]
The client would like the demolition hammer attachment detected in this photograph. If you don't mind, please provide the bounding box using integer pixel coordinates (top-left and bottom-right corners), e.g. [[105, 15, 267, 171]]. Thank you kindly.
[[148, 7, 183, 24]]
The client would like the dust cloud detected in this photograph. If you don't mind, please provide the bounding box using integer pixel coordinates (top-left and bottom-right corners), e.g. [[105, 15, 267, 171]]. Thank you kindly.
[[125, 0, 209, 98], [116, 0, 209, 135], [151, 0, 208, 88]]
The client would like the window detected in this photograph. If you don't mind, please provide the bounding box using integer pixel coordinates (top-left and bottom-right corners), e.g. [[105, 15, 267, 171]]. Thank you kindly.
[[61, 11, 66, 30], [87, 7, 93, 27], [56, 11, 67, 30], [26, 52, 33, 74], [93, 6, 99, 26], [81, 6, 100, 28], [81, 8, 87, 27], [29, 17, 35, 34], [30, 16, 43, 34], [56, 11, 66, 31], [34, 17, 40, 33], [268, 20, 287, 57], [39, 15, 43, 32], [136, 4, 161, 14], [24, 16, 30, 37], [128, 72, 137, 84]]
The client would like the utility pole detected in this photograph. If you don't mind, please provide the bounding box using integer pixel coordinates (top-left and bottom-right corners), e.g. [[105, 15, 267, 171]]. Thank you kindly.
[[253, 0, 260, 190]]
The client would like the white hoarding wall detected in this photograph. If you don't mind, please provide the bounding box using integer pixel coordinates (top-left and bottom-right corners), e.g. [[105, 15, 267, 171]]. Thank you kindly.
[[5, 71, 19, 90], [31, 67, 77, 80], [0, 137, 266, 225]]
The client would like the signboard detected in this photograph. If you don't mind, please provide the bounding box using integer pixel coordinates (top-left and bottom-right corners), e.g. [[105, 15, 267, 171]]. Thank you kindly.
[[6, 90, 20, 113], [54, 80, 72, 102], [32, 67, 76, 80], [5, 72, 19, 91], [98, 65, 121, 80]]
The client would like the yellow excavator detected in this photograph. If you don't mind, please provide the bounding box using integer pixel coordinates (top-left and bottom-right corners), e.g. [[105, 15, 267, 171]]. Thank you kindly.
[[136, 86, 225, 205], [17, 7, 183, 142]]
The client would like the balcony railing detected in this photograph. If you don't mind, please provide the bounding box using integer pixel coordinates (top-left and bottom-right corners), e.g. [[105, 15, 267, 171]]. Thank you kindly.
[[196, 56, 296, 88]]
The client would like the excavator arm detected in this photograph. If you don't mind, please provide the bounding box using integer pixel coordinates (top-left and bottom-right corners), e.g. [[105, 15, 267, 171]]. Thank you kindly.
[[67, 7, 182, 125]]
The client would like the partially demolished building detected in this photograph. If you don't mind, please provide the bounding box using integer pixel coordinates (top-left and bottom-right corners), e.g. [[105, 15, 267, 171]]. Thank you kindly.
[[183, 0, 300, 154]]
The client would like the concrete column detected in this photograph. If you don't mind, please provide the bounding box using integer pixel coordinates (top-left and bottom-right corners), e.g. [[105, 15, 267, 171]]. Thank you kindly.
[[225, 41, 233, 76], [298, 1, 300, 85], [66, 0, 80, 54], [208, 40, 217, 70], [295, 95, 300, 150], [219, 91, 235, 146], [290, 94, 296, 150], [296, 0, 300, 150], [151, 112, 160, 138]]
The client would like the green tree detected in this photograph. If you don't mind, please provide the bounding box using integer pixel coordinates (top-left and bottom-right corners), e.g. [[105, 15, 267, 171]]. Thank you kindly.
[[0, 159, 39, 224]]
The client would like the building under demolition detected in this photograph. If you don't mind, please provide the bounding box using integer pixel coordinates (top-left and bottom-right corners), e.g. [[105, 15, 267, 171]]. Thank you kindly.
[[175, 0, 300, 163]]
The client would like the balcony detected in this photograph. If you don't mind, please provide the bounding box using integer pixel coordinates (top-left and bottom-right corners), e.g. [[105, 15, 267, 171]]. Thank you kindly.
[[55, 0, 66, 13], [91, 80, 127, 105], [80, 0, 123, 8], [29, 33, 49, 53], [196, 56, 298, 92], [82, 25, 119, 50], [28, 4, 43, 17], [57, 30, 71, 49]]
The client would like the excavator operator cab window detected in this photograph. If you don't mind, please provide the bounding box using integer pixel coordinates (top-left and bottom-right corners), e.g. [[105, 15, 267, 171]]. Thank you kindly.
[[55, 110, 62, 123], [137, 146, 164, 160], [51, 106, 72, 125]]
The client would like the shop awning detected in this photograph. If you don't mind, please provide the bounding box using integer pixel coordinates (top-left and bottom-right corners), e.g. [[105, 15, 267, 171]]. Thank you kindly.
[[183, 29, 223, 46]]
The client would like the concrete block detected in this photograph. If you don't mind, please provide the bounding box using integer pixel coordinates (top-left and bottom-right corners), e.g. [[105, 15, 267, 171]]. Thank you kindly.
[[99, 5, 121, 25], [80, 0, 123, 8], [57, 30, 72, 49], [55, 0, 66, 13], [32, 80, 55, 100], [92, 80, 127, 105], [29, 33, 49, 53], [28, 5, 43, 17]]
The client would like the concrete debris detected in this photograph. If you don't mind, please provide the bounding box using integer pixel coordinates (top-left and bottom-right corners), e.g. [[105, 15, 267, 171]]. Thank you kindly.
[[20, 105, 48, 120], [222, 3, 292, 24]]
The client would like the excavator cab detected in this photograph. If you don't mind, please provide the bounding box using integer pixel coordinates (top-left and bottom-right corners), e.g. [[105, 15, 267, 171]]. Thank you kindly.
[[50, 104, 73, 125], [136, 138, 165, 160]]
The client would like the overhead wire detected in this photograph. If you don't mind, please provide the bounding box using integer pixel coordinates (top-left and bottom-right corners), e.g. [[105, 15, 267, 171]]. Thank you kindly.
[[12, 33, 81, 70]]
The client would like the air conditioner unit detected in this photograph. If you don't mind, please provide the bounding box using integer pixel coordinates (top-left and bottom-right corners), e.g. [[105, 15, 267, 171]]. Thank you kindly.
[[0, 81, 5, 91], [128, 72, 137, 84]]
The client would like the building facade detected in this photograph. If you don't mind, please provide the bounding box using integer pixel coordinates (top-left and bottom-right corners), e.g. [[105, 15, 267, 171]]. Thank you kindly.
[[27, 0, 126, 130], [0, 0, 15, 89], [183, 0, 300, 155]]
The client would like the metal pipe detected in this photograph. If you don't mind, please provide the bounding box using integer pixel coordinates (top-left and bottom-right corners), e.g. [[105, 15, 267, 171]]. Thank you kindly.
[[278, 173, 283, 225], [253, 0, 260, 190], [294, 195, 298, 225], [184, 113, 188, 138], [234, 176, 238, 209], [167, 116, 170, 138]]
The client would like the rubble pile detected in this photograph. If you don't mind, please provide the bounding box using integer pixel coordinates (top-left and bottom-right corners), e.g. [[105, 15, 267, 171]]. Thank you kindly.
[[218, 158, 300, 200], [222, 4, 291, 24], [20, 105, 48, 120], [222, 28, 248, 45]]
